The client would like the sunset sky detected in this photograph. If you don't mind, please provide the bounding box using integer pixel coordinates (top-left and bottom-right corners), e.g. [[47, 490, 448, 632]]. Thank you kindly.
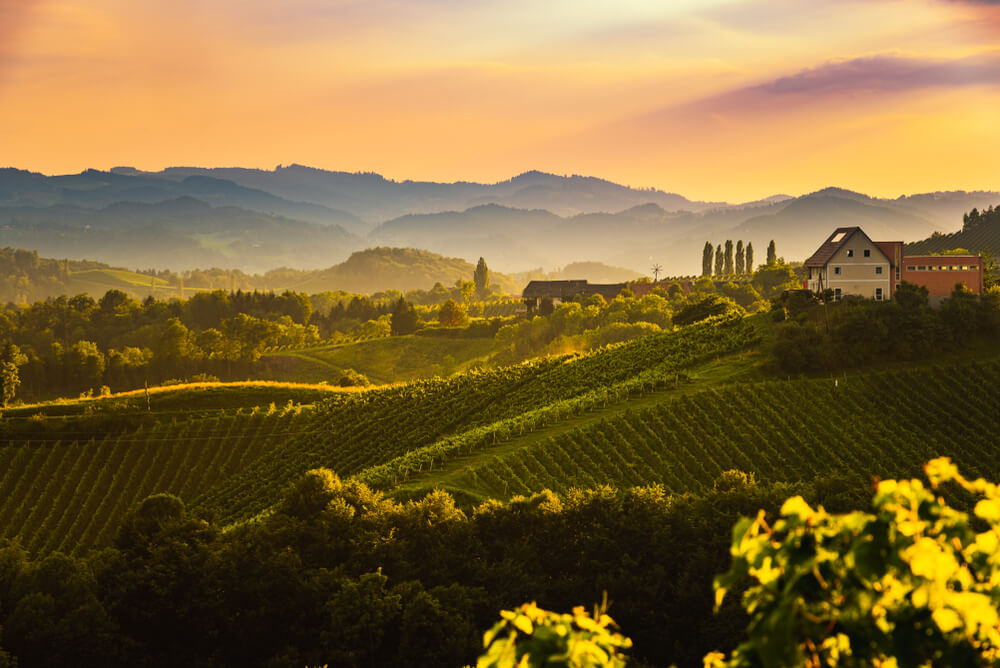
[[1, 0, 998, 201]]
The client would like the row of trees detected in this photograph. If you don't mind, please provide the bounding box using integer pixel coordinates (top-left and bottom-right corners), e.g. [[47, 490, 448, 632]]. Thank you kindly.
[[701, 240, 778, 278]]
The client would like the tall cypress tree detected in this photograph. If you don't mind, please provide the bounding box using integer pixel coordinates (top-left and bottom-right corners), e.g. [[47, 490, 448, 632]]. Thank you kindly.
[[746, 242, 754, 273], [767, 240, 777, 265], [702, 242, 714, 277], [736, 240, 745, 275], [714, 244, 724, 277], [473, 257, 490, 297], [724, 240, 734, 276]]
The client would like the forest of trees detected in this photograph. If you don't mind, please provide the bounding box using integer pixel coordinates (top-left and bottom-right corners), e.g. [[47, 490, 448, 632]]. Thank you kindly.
[[0, 467, 871, 668], [0, 256, 525, 401]]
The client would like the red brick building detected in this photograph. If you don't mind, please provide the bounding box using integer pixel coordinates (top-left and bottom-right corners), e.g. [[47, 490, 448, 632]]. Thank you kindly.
[[901, 255, 983, 299]]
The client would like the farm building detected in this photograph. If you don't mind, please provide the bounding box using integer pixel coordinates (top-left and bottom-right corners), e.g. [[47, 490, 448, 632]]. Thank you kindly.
[[804, 227, 982, 305], [521, 280, 626, 313], [521, 279, 693, 313]]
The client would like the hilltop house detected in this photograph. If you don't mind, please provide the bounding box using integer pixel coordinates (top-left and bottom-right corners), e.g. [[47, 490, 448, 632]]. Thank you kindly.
[[804, 227, 982, 305]]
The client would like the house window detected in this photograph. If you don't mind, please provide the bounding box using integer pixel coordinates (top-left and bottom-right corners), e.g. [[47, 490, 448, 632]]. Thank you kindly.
[[847, 249, 854, 257], [864, 249, 871, 257], [875, 266, 883, 275], [834, 288, 842, 300], [875, 288, 883, 301], [917, 266, 926, 271], [907, 265, 916, 270], [834, 266, 841, 275]]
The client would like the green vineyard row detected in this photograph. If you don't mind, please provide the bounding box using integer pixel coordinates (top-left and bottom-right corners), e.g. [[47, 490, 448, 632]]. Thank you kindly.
[[0, 405, 315, 554], [437, 361, 1000, 500], [196, 313, 757, 523]]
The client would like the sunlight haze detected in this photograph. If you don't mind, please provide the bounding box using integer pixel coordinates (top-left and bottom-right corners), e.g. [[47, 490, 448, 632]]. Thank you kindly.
[[1, 0, 998, 200]]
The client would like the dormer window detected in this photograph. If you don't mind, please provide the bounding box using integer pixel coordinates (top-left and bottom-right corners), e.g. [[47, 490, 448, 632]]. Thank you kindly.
[[847, 249, 854, 257]]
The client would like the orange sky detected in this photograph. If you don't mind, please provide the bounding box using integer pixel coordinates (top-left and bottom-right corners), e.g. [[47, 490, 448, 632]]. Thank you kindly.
[[1, 0, 998, 201]]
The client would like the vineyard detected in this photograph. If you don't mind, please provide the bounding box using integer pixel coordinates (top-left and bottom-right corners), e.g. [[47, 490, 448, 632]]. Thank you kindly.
[[0, 315, 757, 551], [18, 313, 999, 555], [401, 361, 1000, 501], [0, 403, 318, 555], [905, 218, 1000, 255], [196, 313, 759, 523]]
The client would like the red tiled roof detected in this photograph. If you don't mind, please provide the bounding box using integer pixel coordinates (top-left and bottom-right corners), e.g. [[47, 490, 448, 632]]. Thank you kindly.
[[803, 227, 861, 267]]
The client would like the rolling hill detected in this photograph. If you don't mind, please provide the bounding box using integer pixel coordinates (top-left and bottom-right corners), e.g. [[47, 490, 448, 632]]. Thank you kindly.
[[4, 311, 1000, 559], [282, 247, 522, 295]]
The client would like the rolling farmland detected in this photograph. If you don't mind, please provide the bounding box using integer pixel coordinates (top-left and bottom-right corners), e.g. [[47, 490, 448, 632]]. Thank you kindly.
[[4, 312, 1000, 558]]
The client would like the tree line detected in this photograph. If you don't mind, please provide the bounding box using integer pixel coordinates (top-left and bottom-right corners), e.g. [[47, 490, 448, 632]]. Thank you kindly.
[[0, 258, 505, 402]]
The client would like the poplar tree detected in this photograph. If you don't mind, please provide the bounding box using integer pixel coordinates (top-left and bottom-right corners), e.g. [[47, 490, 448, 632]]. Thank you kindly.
[[724, 240, 734, 275], [767, 240, 777, 265], [702, 242, 714, 277], [746, 242, 754, 273], [714, 244, 724, 277], [474, 257, 490, 297], [736, 240, 745, 275]]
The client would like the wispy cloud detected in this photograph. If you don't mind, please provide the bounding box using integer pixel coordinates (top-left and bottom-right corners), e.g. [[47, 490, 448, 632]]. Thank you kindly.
[[0, 0, 41, 51], [756, 51, 1000, 95]]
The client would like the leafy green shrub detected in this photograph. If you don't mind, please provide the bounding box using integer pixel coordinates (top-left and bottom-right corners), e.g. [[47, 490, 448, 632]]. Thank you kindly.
[[478, 601, 632, 667], [673, 295, 744, 326], [337, 368, 371, 387], [707, 458, 1000, 667]]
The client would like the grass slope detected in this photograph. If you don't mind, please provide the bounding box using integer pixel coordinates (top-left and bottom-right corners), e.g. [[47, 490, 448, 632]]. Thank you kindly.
[[258, 336, 495, 384], [70, 268, 171, 288]]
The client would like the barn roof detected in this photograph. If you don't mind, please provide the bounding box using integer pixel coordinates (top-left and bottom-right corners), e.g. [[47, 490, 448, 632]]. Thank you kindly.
[[521, 280, 627, 301]]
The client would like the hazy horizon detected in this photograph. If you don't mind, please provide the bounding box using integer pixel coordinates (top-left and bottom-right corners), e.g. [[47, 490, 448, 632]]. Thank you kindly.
[[2, 1, 998, 202]]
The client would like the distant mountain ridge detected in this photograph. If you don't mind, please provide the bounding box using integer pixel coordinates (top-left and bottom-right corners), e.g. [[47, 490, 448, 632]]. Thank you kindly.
[[1, 165, 997, 275], [0, 167, 366, 233], [108, 165, 730, 221], [0, 197, 359, 272]]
